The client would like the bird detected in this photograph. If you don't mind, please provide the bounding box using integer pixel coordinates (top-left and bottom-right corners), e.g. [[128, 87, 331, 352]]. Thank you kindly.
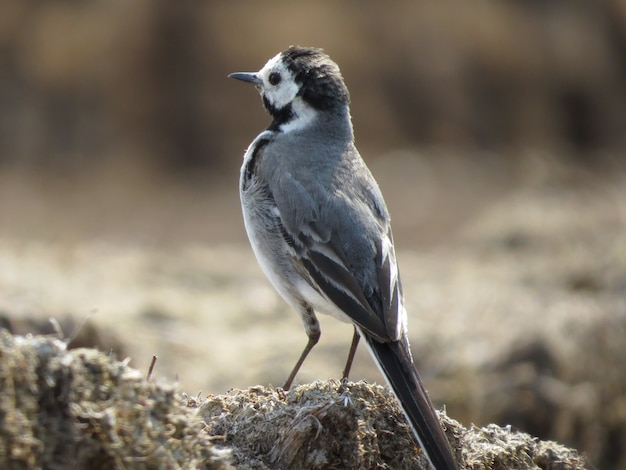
[[229, 46, 459, 470]]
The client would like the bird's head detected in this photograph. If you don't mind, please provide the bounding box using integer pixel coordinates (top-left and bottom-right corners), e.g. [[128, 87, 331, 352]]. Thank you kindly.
[[229, 46, 350, 131]]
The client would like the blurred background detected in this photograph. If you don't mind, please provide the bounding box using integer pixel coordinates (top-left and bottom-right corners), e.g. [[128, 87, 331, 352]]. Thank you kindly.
[[0, 1, 625, 468]]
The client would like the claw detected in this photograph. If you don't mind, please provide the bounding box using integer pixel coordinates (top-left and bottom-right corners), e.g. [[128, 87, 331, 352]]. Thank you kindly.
[[338, 379, 353, 406]]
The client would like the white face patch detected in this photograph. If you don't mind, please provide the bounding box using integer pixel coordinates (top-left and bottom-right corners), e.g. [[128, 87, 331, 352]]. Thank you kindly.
[[250, 51, 320, 133], [255, 52, 300, 111]]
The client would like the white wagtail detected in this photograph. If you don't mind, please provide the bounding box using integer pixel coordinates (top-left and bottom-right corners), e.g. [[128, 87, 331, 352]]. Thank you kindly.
[[229, 46, 458, 470]]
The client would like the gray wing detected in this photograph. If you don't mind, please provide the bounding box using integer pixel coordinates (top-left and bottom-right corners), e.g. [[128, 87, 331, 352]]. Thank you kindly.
[[269, 157, 404, 343]]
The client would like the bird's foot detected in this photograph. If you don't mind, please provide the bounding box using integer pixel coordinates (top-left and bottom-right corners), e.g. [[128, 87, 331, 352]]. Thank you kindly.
[[338, 377, 353, 406]]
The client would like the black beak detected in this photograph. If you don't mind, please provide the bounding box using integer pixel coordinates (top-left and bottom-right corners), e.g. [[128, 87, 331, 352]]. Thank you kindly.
[[228, 72, 262, 85]]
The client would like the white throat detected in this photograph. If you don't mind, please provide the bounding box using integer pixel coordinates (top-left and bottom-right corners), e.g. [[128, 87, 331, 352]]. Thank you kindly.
[[279, 96, 317, 133]]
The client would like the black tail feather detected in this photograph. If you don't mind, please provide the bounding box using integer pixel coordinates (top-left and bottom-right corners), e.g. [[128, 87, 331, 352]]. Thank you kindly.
[[363, 333, 458, 470]]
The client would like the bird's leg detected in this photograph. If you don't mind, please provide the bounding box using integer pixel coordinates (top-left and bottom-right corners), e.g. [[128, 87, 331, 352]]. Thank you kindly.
[[339, 327, 361, 393], [282, 305, 320, 391], [282, 331, 320, 391]]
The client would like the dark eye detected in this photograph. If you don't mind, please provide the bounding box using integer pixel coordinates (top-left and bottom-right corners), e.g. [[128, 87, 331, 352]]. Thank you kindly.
[[269, 72, 282, 86]]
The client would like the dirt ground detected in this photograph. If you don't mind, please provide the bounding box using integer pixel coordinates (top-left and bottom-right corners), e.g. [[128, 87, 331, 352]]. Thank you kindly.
[[1, 151, 624, 467]]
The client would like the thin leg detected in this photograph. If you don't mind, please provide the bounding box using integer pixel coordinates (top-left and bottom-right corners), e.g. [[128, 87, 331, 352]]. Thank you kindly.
[[341, 327, 361, 382], [282, 331, 320, 391]]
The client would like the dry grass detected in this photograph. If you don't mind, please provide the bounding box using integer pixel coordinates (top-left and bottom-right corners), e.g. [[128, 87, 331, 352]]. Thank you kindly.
[[0, 154, 624, 467], [0, 331, 589, 469], [0, 330, 233, 469], [1, 3, 624, 466]]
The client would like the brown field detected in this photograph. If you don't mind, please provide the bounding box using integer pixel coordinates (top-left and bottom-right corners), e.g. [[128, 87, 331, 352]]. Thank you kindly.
[[1, 2, 625, 467]]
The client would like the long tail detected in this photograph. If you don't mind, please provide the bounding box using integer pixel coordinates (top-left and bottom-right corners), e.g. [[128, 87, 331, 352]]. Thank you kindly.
[[362, 332, 458, 470]]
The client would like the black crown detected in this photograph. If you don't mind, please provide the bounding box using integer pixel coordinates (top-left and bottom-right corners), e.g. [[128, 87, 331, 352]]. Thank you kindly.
[[282, 46, 350, 111]]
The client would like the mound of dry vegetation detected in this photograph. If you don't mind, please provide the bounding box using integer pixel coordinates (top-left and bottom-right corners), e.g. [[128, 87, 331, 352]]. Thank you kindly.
[[0, 330, 588, 469]]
